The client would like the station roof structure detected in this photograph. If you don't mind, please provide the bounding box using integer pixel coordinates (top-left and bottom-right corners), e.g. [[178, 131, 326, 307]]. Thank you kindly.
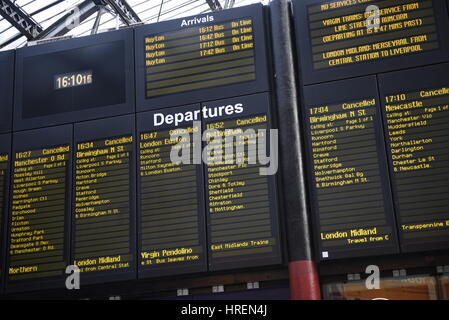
[[0, 0, 267, 51]]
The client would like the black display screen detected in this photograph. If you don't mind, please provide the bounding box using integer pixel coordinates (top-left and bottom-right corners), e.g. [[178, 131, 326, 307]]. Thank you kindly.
[[0, 134, 11, 292], [135, 4, 269, 110], [22, 41, 124, 118], [5, 125, 72, 293], [302, 76, 399, 260], [379, 63, 449, 252], [72, 115, 136, 284], [203, 93, 282, 270], [0, 51, 14, 133], [293, 0, 449, 84], [14, 29, 135, 131], [137, 107, 207, 277]]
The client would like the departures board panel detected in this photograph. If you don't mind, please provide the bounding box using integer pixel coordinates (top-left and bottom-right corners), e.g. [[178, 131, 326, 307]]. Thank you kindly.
[[6, 125, 72, 293], [14, 29, 135, 131], [72, 115, 136, 284], [293, 0, 449, 85], [0, 51, 14, 133], [379, 63, 449, 253], [137, 107, 207, 278], [203, 93, 282, 271], [135, 3, 269, 110], [0, 134, 11, 292], [302, 77, 399, 260]]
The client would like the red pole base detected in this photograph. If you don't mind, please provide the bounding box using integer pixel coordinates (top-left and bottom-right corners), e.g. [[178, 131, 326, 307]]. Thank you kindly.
[[288, 260, 321, 300]]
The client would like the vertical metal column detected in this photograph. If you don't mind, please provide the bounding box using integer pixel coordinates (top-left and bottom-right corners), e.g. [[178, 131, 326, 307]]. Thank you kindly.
[[270, 0, 321, 300]]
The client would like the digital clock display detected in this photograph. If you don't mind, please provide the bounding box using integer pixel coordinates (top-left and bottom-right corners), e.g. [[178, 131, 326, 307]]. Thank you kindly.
[[54, 71, 93, 90]]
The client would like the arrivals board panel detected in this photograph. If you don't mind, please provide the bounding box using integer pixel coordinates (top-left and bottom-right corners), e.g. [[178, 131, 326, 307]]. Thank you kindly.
[[72, 116, 136, 284], [379, 63, 449, 252], [0, 51, 14, 133], [302, 77, 399, 260], [293, 0, 449, 84], [14, 29, 135, 131], [137, 107, 207, 277], [203, 93, 282, 270], [6, 125, 72, 292], [135, 4, 269, 110], [0, 134, 11, 291]]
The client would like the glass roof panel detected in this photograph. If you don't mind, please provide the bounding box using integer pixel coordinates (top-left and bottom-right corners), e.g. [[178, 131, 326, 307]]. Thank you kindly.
[[0, 0, 268, 51]]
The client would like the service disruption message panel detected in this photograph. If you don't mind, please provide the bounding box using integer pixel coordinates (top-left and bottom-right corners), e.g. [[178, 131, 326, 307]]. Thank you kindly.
[[8, 144, 69, 286], [302, 77, 399, 260], [308, 0, 440, 70], [138, 108, 207, 277], [380, 64, 449, 252], [204, 94, 281, 270], [73, 135, 134, 278], [295, 0, 449, 84]]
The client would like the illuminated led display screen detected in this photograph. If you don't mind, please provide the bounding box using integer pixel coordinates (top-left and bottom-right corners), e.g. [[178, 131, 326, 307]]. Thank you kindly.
[[5, 125, 72, 293], [0, 50, 14, 133], [14, 29, 135, 131], [144, 18, 256, 98], [135, 4, 269, 110], [0, 134, 11, 292], [379, 63, 449, 252], [302, 76, 399, 260], [204, 93, 282, 270], [72, 115, 136, 284], [293, 0, 449, 84], [137, 107, 207, 277]]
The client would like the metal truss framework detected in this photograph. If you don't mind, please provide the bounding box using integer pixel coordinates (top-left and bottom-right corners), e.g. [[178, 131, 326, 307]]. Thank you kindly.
[[0, 0, 43, 39], [99, 0, 141, 25], [0, 0, 140, 41], [0, 0, 238, 48], [206, 0, 223, 11], [35, 0, 100, 40]]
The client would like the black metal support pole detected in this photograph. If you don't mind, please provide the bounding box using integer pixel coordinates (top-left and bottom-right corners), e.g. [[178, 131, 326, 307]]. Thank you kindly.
[[270, 0, 321, 300]]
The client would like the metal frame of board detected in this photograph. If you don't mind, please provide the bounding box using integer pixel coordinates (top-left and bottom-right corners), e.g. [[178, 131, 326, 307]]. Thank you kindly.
[[0, 50, 14, 134], [0, 133, 11, 295]]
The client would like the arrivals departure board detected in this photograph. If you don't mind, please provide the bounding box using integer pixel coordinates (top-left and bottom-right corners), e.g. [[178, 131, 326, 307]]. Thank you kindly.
[[204, 93, 282, 270], [137, 107, 207, 277], [302, 77, 399, 260], [0, 50, 14, 133], [72, 115, 136, 284], [0, 134, 11, 291], [379, 63, 449, 252], [293, 0, 449, 84], [14, 29, 135, 131], [6, 125, 71, 292], [144, 17, 256, 98], [135, 4, 269, 110]]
